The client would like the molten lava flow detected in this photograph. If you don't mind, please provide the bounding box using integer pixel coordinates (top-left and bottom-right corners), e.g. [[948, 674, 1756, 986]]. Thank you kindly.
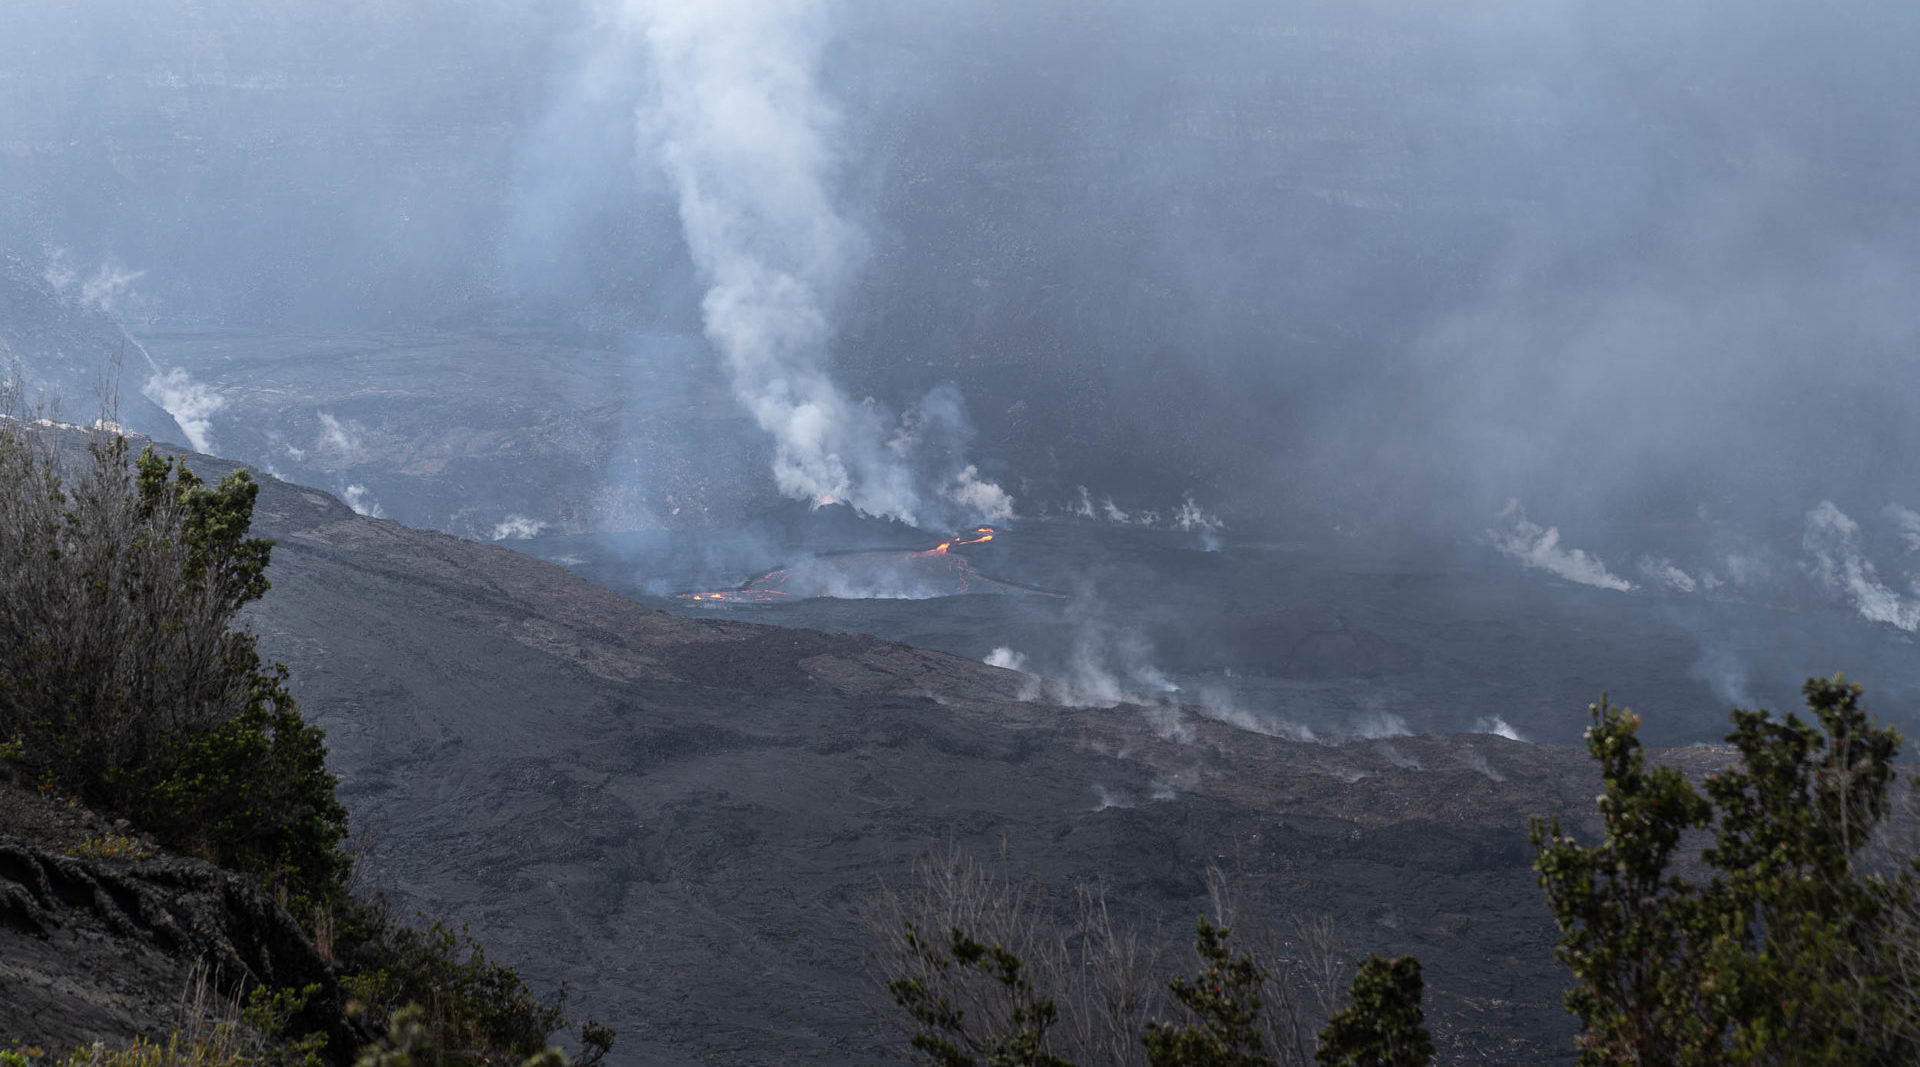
[[674, 527, 1023, 603], [675, 565, 797, 603]]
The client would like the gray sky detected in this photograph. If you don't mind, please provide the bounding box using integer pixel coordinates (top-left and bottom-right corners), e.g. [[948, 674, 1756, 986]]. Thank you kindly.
[[5, 0, 1918, 545]]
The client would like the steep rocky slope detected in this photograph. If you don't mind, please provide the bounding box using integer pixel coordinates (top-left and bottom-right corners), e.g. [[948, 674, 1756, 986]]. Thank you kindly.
[[0, 779, 358, 1054]]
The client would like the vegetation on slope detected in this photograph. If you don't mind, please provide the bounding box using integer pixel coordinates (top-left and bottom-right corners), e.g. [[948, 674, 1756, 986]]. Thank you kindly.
[[1533, 676, 1918, 1065], [0, 426, 345, 898], [871, 678, 1920, 1065], [0, 417, 611, 1067], [867, 845, 1426, 1067]]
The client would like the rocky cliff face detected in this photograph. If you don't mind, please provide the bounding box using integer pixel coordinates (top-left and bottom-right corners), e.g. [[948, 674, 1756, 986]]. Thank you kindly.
[[0, 779, 357, 1055]]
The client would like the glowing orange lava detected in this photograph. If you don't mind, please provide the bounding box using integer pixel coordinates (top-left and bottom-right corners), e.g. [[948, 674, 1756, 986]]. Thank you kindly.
[[674, 527, 1024, 603]]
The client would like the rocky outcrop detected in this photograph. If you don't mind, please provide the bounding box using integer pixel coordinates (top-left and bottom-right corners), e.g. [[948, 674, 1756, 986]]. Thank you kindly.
[[0, 786, 358, 1057]]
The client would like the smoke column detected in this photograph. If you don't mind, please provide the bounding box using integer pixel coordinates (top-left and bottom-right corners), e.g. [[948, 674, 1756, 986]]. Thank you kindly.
[[615, 0, 1007, 528]]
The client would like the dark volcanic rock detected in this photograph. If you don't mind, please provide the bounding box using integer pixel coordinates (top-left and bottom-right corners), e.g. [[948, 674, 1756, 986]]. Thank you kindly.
[[0, 783, 357, 1055], [177, 455, 1639, 1065]]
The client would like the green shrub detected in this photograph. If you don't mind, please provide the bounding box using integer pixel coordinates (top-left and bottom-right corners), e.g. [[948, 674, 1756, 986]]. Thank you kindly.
[[886, 921, 1073, 1067], [1532, 676, 1914, 1065], [1313, 957, 1430, 1067], [335, 904, 567, 1062], [42, 1037, 248, 1067], [1143, 918, 1280, 1067], [65, 833, 148, 860], [0, 421, 594, 1064], [0, 426, 345, 901], [352, 1006, 595, 1067]]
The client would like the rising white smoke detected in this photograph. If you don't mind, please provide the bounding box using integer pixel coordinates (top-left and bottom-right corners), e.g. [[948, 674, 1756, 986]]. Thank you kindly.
[[1638, 555, 1698, 593], [1461, 748, 1506, 783], [947, 464, 1015, 522], [983, 646, 1027, 671], [1173, 495, 1223, 533], [1352, 713, 1412, 740], [1194, 700, 1316, 742], [1474, 715, 1523, 741], [1887, 503, 1920, 553], [80, 264, 145, 317], [1090, 784, 1133, 812], [1175, 495, 1224, 551], [340, 483, 386, 518], [1488, 499, 1634, 592], [615, 0, 1008, 528], [141, 365, 223, 454], [1061, 488, 1224, 548], [130, 334, 223, 455], [44, 258, 220, 453], [490, 515, 549, 541], [43, 251, 146, 318], [1689, 643, 1754, 708], [1375, 744, 1422, 770], [1720, 551, 1770, 588], [1803, 501, 1920, 631], [315, 412, 370, 465]]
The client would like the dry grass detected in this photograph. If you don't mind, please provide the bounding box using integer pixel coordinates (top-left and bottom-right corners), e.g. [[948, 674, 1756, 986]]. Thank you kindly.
[[863, 842, 1346, 1067], [65, 834, 149, 860]]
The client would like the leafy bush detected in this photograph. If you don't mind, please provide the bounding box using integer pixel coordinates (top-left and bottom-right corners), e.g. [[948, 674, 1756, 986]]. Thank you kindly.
[[887, 920, 1074, 1067], [65, 833, 148, 860], [1142, 917, 1284, 1067], [880, 908, 1421, 1067], [334, 902, 568, 1063], [5, 977, 324, 1067], [871, 848, 1396, 1067], [26, 1037, 249, 1067], [1532, 676, 1915, 1065], [1312, 957, 1430, 1067], [352, 1005, 595, 1067], [0, 419, 597, 1064], [0, 424, 345, 900]]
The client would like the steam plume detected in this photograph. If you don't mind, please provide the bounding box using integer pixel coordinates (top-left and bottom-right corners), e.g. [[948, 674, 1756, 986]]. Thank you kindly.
[[141, 366, 223, 455], [617, 0, 1007, 527], [1639, 556, 1699, 594], [1886, 503, 1920, 553], [1488, 500, 1633, 592], [1474, 715, 1523, 742], [983, 646, 1027, 671], [42, 256, 222, 454], [130, 329, 222, 458], [1803, 501, 1920, 631]]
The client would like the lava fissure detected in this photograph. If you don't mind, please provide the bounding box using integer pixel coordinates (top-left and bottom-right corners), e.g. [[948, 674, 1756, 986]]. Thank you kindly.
[[676, 527, 1056, 602]]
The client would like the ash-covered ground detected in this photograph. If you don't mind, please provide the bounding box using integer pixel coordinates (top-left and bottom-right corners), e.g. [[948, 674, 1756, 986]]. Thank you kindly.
[[222, 461, 1623, 1065]]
